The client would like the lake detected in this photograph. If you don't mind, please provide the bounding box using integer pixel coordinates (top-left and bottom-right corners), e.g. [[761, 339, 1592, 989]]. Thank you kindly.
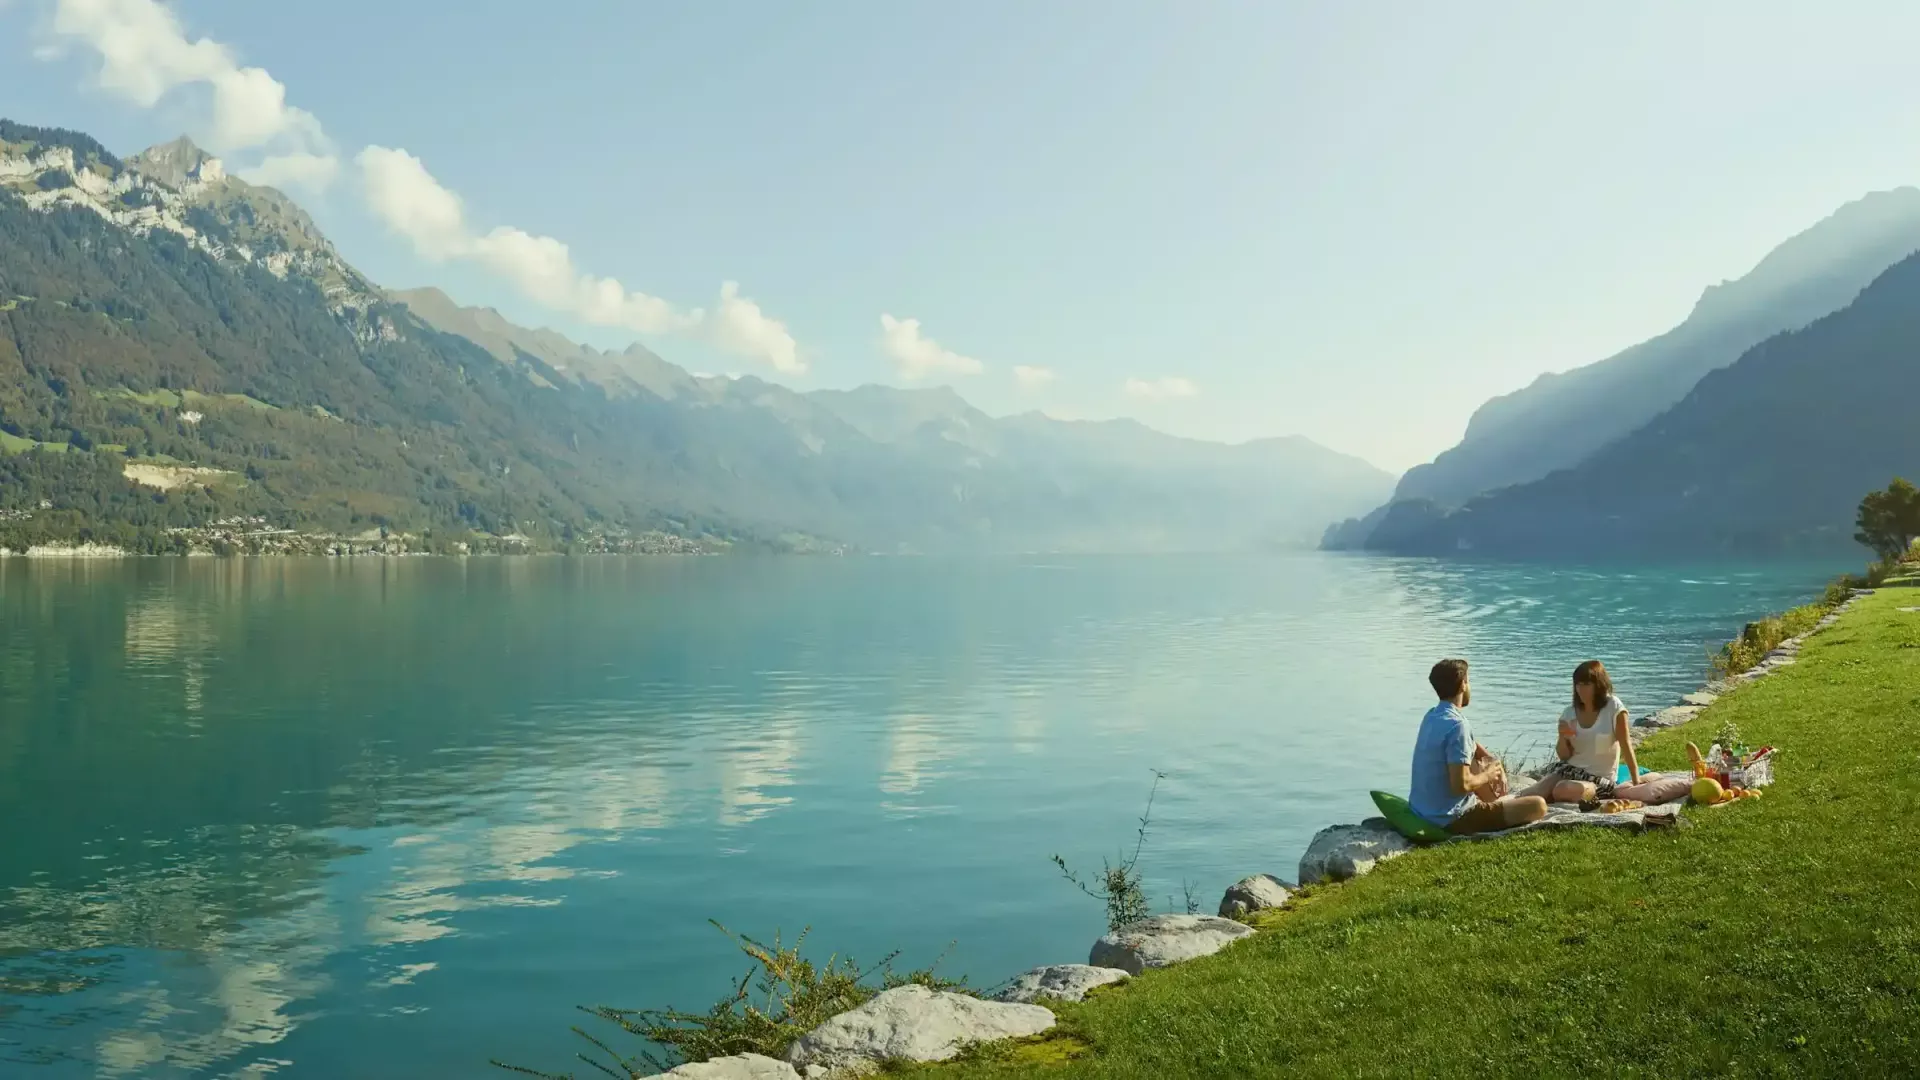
[[0, 553, 1844, 1077]]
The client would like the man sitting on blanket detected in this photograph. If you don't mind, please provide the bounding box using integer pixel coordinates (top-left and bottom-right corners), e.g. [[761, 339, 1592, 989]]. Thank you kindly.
[[1410, 659, 1550, 835]]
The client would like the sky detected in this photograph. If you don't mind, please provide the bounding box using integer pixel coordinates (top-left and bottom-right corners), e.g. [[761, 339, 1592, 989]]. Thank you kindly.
[[5, 1, 1920, 472]]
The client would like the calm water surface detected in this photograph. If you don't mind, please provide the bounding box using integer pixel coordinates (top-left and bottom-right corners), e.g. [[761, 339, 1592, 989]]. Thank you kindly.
[[0, 553, 1841, 1077]]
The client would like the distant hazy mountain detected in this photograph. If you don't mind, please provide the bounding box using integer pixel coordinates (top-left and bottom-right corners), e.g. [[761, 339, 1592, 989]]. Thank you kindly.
[[1323, 187, 1920, 551], [389, 286, 699, 400], [397, 293, 1397, 551], [1365, 250, 1920, 557], [1, 119, 1390, 554], [1402, 188, 1920, 507]]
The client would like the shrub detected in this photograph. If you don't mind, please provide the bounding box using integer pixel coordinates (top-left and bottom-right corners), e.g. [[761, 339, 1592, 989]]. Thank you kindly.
[[1712, 549, 1908, 678], [1712, 602, 1827, 678]]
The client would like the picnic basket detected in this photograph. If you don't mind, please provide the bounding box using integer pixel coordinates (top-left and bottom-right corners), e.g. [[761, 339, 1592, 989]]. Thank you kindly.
[[1709, 744, 1775, 789]]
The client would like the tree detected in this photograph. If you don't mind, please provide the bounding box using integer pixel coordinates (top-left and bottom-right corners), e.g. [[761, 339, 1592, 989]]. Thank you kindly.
[[1855, 478, 1920, 560]]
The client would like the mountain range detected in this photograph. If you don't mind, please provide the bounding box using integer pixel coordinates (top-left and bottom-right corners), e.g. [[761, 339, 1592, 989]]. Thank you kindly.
[[0, 119, 1392, 554], [1326, 186, 1920, 556], [389, 289, 1395, 554], [1368, 248, 1920, 556]]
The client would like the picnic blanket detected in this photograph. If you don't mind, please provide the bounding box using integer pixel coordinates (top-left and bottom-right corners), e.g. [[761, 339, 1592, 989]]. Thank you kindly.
[[1451, 772, 1689, 842], [1451, 800, 1682, 842]]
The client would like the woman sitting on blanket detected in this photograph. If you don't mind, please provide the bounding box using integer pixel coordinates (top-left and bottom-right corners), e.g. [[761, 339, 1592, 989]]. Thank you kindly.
[[1515, 660, 1690, 806]]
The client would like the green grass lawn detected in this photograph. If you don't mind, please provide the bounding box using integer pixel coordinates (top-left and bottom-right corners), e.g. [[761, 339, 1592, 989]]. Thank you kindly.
[[105, 387, 278, 412], [108, 387, 184, 408], [183, 389, 278, 411], [0, 430, 69, 454], [916, 580, 1920, 1079]]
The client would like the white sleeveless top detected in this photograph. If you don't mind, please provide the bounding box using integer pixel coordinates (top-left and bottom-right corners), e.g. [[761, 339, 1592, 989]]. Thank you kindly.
[[1559, 696, 1626, 778]]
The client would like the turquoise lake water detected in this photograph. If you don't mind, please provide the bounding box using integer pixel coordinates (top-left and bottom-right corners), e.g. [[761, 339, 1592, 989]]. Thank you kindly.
[[0, 553, 1845, 1077]]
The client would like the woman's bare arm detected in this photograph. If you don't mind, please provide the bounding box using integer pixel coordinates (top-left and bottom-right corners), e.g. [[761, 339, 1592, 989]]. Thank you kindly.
[[1615, 711, 1639, 782]]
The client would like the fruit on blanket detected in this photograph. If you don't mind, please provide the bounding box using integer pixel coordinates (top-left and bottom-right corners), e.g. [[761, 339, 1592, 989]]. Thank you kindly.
[[1692, 777, 1726, 804]]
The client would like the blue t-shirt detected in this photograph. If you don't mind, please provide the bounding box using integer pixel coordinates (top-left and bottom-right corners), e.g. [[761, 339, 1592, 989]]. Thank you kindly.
[[1409, 701, 1476, 827]]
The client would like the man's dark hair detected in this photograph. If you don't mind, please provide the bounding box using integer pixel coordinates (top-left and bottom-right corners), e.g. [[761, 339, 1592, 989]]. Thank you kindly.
[[1429, 658, 1469, 700]]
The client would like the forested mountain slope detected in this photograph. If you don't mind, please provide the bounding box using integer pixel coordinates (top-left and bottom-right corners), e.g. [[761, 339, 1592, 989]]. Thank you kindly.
[[1, 120, 1390, 553], [1364, 250, 1920, 557], [1396, 188, 1920, 509]]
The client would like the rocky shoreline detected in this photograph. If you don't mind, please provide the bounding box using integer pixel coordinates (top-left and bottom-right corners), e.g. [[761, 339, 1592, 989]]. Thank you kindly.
[[656, 588, 1874, 1079]]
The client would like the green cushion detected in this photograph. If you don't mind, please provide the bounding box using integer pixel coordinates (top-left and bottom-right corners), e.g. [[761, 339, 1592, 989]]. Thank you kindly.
[[1371, 790, 1452, 843]]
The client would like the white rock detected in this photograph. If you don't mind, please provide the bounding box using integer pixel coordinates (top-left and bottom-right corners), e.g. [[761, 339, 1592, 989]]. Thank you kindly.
[[1087, 914, 1256, 976], [783, 985, 1052, 1075], [1681, 691, 1719, 707], [799, 1064, 874, 1080], [1218, 874, 1292, 918], [662, 1053, 801, 1079], [1637, 705, 1700, 729], [997, 964, 1129, 1004], [1297, 818, 1415, 885]]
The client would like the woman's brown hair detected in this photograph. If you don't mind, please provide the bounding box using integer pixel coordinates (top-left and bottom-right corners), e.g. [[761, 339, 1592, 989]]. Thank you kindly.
[[1572, 659, 1613, 712]]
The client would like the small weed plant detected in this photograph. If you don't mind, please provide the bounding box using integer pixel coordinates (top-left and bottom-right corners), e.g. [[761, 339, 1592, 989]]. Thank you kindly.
[[1052, 771, 1170, 933], [492, 923, 968, 1078]]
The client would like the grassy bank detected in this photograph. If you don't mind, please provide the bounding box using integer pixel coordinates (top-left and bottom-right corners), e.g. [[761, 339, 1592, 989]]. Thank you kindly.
[[912, 575, 1920, 1078], [1711, 558, 1898, 676]]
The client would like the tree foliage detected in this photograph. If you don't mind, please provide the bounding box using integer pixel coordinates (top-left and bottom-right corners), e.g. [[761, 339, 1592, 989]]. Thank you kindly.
[[0, 191, 773, 548], [1855, 477, 1920, 560]]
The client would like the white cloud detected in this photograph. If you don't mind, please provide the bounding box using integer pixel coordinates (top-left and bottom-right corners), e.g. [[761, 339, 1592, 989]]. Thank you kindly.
[[43, 0, 805, 373], [243, 151, 339, 192], [878, 315, 984, 381], [356, 147, 798, 370], [1012, 364, 1056, 390], [355, 146, 469, 259], [45, 0, 337, 188], [1122, 376, 1199, 400], [707, 282, 803, 375]]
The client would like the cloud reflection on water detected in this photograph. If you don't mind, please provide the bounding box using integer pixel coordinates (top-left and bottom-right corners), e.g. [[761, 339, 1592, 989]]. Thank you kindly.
[[0, 554, 1839, 1077]]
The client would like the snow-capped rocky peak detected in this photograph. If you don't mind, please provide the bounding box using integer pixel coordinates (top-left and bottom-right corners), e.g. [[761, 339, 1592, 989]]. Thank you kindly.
[[1, 127, 384, 332]]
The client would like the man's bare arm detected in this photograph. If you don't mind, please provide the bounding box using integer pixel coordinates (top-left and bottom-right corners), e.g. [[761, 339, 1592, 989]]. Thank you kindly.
[[1448, 759, 1502, 796]]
